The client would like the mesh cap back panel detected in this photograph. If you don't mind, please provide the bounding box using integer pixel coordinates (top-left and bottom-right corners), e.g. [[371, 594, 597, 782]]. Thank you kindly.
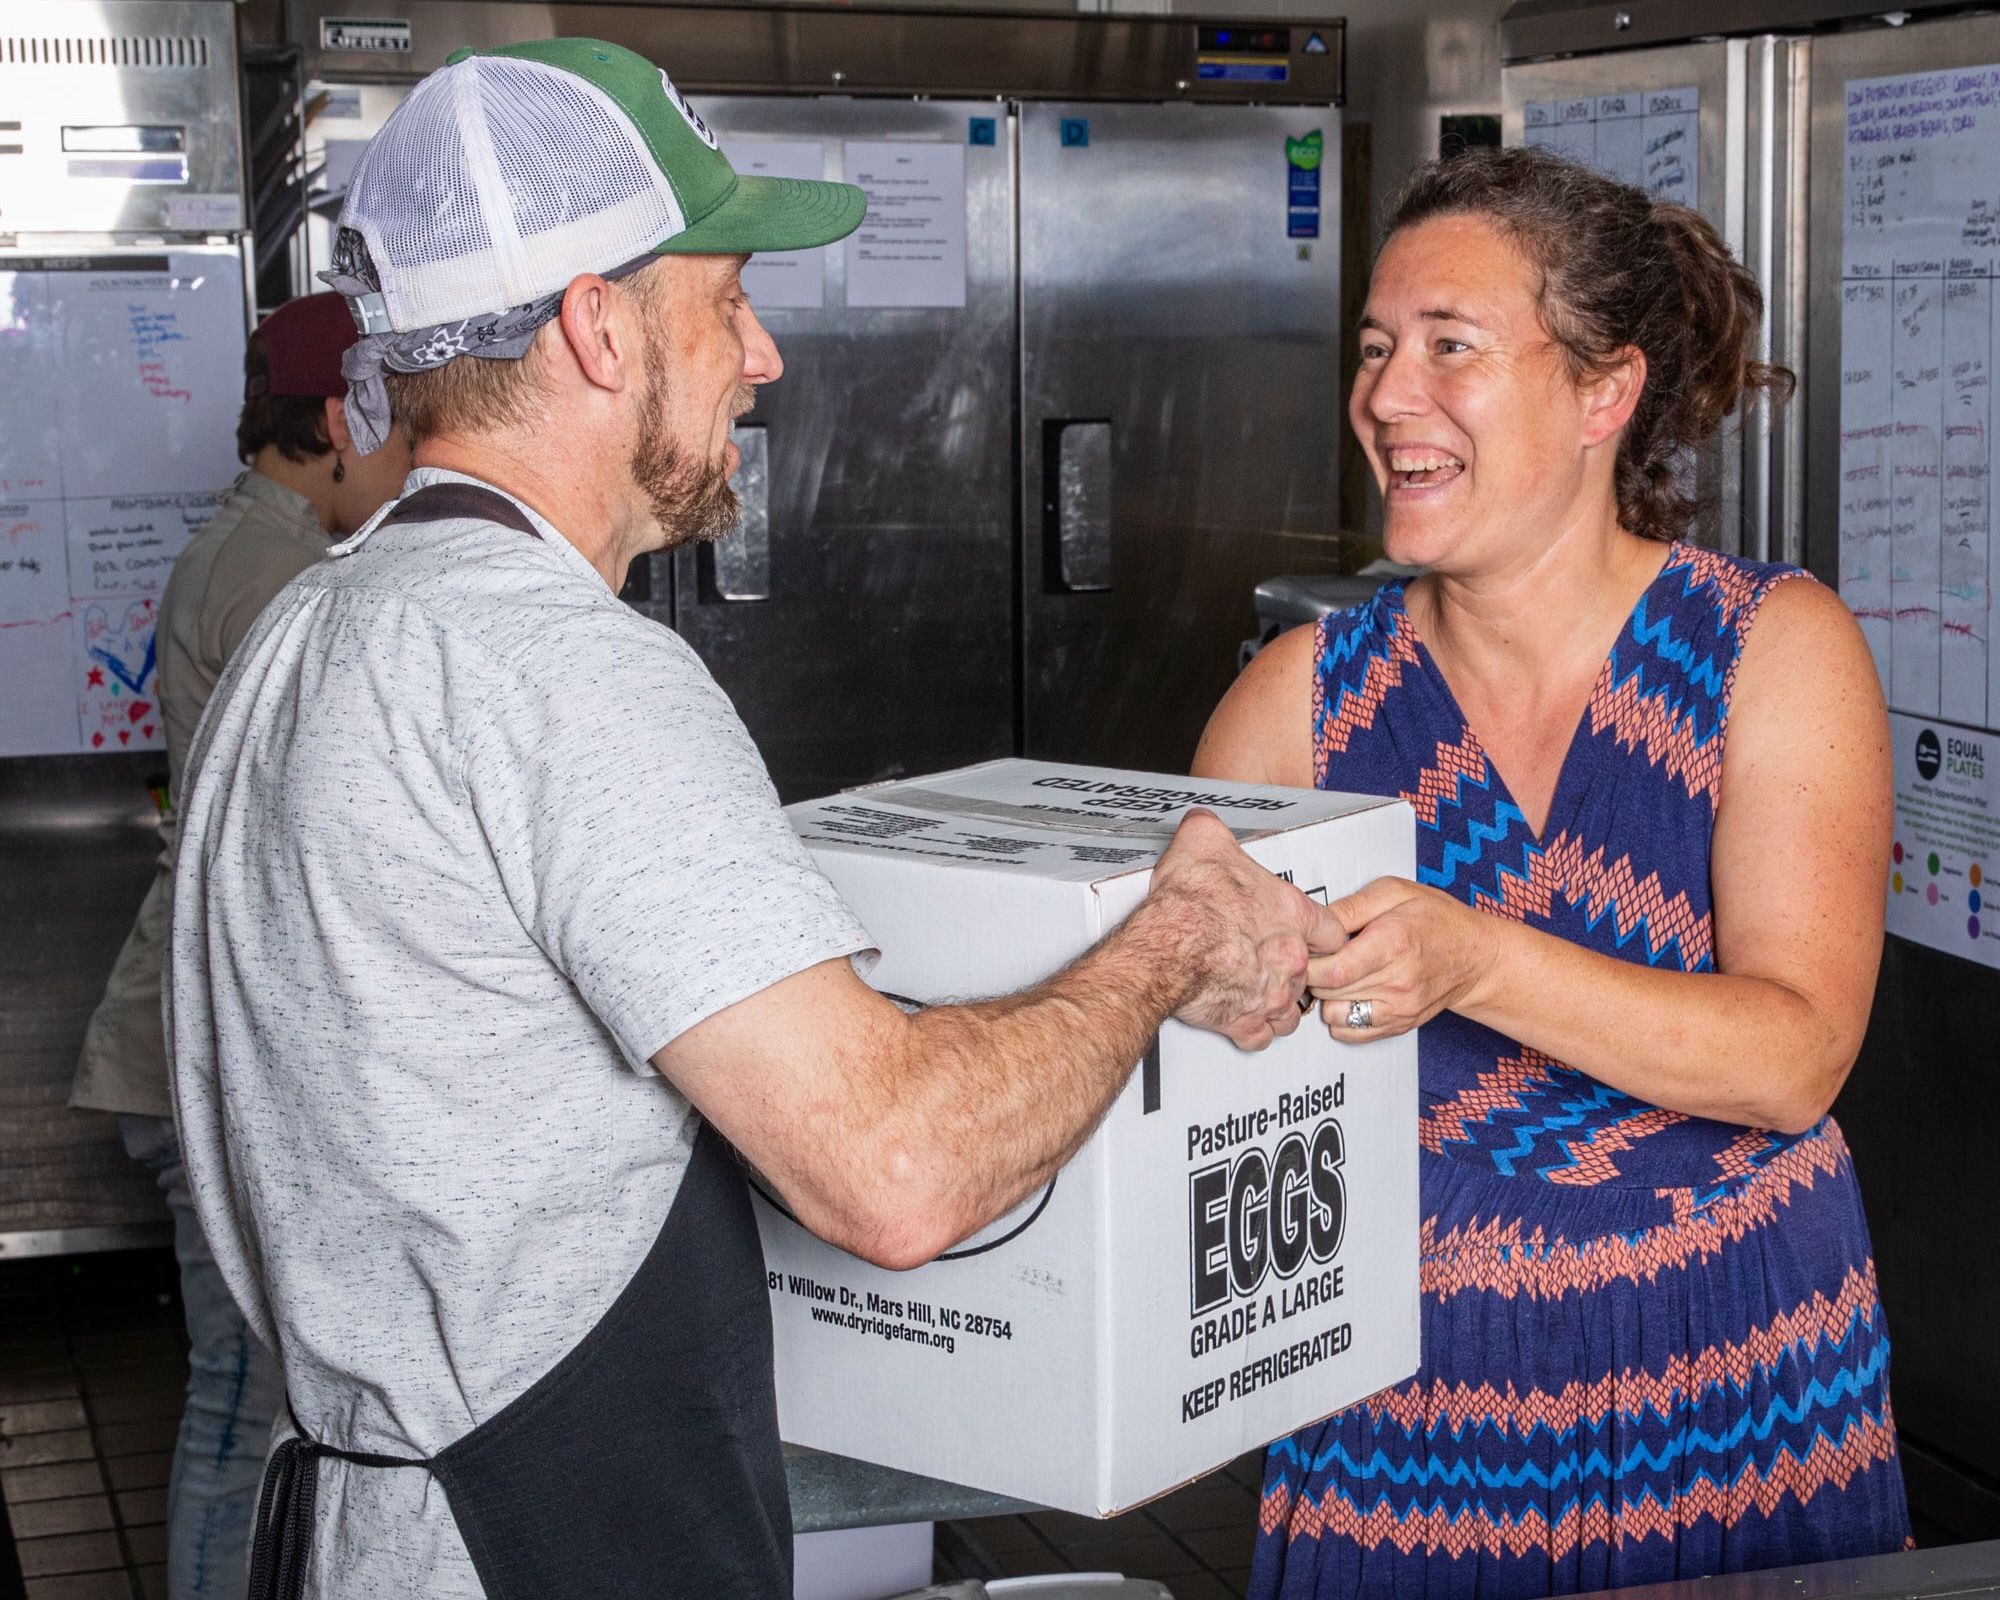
[[481, 62, 661, 242], [349, 64, 490, 314], [342, 56, 688, 330]]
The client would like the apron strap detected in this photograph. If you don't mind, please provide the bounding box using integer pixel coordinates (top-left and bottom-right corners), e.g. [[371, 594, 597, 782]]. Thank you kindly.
[[247, 1409, 429, 1600], [378, 481, 542, 539]]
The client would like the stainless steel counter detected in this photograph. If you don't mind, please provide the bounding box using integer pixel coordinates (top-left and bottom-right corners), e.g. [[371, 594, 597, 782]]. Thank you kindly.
[[784, 1444, 1035, 1534], [1568, 1542, 2000, 1600]]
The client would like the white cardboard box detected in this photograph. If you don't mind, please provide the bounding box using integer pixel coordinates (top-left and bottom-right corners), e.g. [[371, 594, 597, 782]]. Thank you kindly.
[[762, 760, 1419, 1517]]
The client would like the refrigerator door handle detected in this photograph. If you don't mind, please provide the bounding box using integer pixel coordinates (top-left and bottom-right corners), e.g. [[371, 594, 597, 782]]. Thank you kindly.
[[709, 423, 771, 602], [1042, 418, 1113, 593]]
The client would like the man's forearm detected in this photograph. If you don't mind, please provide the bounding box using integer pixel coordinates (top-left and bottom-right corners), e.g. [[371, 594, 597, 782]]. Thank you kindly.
[[673, 809, 1326, 1272], [864, 897, 1197, 1262]]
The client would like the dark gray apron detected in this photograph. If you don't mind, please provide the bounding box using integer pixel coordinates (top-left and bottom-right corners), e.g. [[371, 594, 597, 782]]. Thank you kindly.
[[246, 484, 791, 1599]]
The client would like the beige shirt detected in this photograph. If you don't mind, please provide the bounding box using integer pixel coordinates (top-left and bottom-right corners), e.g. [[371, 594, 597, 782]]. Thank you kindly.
[[71, 470, 331, 1117]]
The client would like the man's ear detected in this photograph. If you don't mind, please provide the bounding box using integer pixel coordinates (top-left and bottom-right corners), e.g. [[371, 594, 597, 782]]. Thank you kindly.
[[554, 273, 633, 394], [1581, 346, 1646, 449], [324, 395, 354, 453]]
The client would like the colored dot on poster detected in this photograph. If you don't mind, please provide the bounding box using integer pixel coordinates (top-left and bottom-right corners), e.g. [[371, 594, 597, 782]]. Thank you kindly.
[[1893, 842, 1904, 865], [1892, 872, 1904, 895], [1972, 916, 1984, 941], [1974, 863, 1985, 888], [1973, 890, 1985, 915], [1929, 852, 1942, 876], [1928, 883, 1940, 906]]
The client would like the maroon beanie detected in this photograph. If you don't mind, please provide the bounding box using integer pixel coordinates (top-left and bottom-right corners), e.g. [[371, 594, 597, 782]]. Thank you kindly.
[[252, 292, 358, 399]]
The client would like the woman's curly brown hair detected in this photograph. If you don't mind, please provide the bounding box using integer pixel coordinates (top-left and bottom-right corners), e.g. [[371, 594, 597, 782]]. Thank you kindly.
[[1384, 146, 1793, 541]]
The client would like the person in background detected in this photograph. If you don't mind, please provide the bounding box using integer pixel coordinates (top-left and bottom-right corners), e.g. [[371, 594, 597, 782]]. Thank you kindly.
[[70, 291, 414, 1600], [1196, 145, 1909, 1598]]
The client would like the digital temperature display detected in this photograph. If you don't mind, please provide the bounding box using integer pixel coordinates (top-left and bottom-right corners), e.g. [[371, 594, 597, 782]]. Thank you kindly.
[[1196, 26, 1291, 55]]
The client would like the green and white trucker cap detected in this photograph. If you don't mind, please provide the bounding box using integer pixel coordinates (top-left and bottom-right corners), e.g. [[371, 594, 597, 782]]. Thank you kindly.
[[319, 38, 865, 451], [340, 37, 862, 330]]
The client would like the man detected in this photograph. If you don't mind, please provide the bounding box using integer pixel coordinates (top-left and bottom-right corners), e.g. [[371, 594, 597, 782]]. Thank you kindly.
[[70, 292, 412, 1600], [166, 41, 1339, 1599]]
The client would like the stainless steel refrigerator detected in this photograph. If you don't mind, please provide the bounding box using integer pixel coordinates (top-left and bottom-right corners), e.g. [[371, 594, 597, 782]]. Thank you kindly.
[[1016, 98, 1345, 771], [284, 1, 1349, 796]]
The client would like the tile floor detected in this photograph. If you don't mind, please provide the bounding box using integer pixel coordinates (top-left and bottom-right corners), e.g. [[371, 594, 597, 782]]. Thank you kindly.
[[0, 1248, 1262, 1599], [0, 1249, 182, 1599]]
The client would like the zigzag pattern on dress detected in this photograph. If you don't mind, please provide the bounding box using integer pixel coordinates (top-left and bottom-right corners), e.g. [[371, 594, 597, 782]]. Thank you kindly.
[[1472, 831, 1714, 972], [1462, 1071, 1638, 1180], [1258, 1407, 1901, 1559], [1351, 1262, 1886, 1441], [1426, 804, 1532, 898], [1418, 1049, 1566, 1155], [1407, 728, 1491, 826], [1586, 661, 1725, 808], [1675, 544, 1769, 634], [1419, 1127, 1850, 1302], [1314, 615, 1421, 762], [1542, 1106, 1692, 1187], [1285, 1337, 1893, 1487], [1714, 1130, 1787, 1184]]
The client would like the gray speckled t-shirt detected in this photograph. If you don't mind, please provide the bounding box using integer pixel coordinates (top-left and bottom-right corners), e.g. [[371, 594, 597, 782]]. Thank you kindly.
[[165, 468, 872, 1598]]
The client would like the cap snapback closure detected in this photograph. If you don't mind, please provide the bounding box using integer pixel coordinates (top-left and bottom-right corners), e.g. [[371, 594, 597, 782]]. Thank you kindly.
[[344, 291, 394, 337]]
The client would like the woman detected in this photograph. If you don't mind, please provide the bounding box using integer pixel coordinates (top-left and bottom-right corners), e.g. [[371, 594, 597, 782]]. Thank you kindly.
[[1196, 146, 1909, 1598]]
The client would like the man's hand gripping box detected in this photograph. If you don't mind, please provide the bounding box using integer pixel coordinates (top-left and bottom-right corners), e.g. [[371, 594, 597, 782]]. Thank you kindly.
[[764, 760, 1419, 1516]]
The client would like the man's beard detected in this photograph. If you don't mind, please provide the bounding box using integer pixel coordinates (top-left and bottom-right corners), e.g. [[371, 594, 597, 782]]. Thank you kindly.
[[630, 326, 744, 552]]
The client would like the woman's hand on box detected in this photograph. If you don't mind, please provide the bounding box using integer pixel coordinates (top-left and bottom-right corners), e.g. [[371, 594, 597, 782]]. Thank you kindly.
[[1306, 877, 1496, 1040]]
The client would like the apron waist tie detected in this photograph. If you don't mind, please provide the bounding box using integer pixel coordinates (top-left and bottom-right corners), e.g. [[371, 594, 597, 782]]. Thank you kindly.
[[248, 1407, 429, 1600]]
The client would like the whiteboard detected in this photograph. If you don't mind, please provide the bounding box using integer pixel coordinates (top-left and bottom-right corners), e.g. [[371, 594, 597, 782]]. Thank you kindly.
[[0, 249, 245, 757], [1838, 65, 2000, 970], [1522, 87, 1700, 208], [1838, 66, 2000, 734]]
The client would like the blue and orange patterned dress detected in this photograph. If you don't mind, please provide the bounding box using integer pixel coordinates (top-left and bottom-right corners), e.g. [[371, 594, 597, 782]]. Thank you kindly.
[[1251, 545, 1910, 1599]]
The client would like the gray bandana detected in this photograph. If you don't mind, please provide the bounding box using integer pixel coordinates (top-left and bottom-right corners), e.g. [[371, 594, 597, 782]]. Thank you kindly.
[[319, 229, 653, 454]]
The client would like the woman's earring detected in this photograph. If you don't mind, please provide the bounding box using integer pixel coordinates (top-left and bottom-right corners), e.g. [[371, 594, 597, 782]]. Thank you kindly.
[[332, 451, 346, 485]]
